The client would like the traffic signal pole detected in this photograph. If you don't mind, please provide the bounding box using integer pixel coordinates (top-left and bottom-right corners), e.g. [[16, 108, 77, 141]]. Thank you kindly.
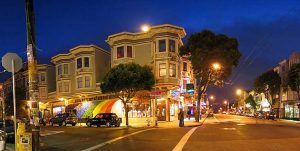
[[25, 0, 40, 150]]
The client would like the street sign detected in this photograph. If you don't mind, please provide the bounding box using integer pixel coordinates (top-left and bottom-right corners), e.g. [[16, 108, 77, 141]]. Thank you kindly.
[[2, 53, 23, 73]]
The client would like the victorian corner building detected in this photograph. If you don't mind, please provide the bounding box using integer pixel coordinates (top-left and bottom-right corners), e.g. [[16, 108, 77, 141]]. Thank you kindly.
[[1, 24, 204, 123]]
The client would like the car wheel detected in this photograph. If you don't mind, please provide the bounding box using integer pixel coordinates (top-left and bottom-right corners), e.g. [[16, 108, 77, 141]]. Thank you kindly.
[[50, 121, 54, 126], [72, 123, 76, 126], [86, 122, 91, 127], [106, 122, 111, 128], [62, 121, 67, 126], [97, 124, 100, 127]]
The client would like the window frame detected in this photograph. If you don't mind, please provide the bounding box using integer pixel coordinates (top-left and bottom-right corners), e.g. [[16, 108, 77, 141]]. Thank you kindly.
[[116, 46, 125, 59], [169, 39, 176, 52], [159, 63, 167, 77], [169, 63, 176, 77], [127, 46, 133, 58], [158, 39, 166, 52]]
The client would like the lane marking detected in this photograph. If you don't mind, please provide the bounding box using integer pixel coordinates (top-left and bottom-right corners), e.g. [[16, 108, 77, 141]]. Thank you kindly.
[[172, 126, 199, 151], [82, 128, 153, 151], [213, 116, 220, 123], [40, 130, 64, 136]]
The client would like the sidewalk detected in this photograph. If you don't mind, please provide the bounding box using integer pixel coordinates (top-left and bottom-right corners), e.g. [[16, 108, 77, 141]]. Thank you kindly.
[[121, 116, 207, 128]]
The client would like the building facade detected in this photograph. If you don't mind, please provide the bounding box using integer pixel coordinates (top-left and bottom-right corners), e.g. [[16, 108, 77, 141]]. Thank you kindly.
[[276, 52, 300, 119], [106, 24, 187, 121], [50, 45, 111, 116]]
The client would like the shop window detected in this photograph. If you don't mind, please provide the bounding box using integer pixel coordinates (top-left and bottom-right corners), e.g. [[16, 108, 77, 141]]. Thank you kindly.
[[159, 40, 166, 52], [77, 58, 82, 69], [77, 77, 83, 88], [84, 57, 89, 67], [117, 46, 124, 58], [127, 46, 133, 58], [169, 39, 176, 52], [159, 63, 166, 77], [169, 64, 176, 77]]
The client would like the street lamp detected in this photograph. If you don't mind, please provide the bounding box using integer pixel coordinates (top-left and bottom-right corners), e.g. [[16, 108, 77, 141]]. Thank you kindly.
[[212, 63, 221, 70], [209, 95, 214, 100], [224, 100, 229, 113], [141, 24, 150, 32], [236, 89, 242, 95]]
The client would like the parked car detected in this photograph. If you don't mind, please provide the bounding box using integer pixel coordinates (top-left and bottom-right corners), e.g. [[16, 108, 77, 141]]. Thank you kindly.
[[86, 113, 122, 127], [0, 120, 14, 142], [254, 111, 265, 119], [49, 113, 78, 126], [266, 111, 275, 120]]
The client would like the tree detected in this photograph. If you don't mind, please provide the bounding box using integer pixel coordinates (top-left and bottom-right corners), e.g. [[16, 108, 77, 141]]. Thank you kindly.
[[244, 94, 257, 110], [180, 30, 241, 121], [100, 63, 155, 126], [253, 70, 281, 111], [5, 87, 28, 119]]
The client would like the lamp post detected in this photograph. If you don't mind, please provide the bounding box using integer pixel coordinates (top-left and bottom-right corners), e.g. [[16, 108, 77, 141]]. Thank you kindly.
[[224, 100, 229, 113], [236, 89, 244, 112]]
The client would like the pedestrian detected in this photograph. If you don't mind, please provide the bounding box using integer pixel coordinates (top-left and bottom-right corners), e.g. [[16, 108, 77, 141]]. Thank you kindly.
[[178, 109, 184, 127], [187, 109, 191, 120]]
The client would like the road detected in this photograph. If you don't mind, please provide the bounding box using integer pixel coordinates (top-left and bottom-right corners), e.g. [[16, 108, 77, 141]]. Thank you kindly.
[[8, 114, 300, 151]]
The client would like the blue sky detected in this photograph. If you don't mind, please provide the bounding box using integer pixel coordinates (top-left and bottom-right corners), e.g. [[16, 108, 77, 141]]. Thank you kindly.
[[1, 0, 300, 101]]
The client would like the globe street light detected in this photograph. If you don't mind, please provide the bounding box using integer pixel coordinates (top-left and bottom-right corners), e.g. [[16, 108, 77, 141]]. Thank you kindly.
[[141, 24, 150, 32], [212, 63, 221, 70], [209, 95, 214, 100], [236, 89, 242, 95]]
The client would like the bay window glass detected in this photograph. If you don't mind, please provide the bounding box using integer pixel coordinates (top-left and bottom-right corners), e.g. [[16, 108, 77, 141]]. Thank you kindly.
[[159, 63, 166, 77], [77, 58, 82, 69], [169, 64, 176, 77], [77, 77, 83, 88], [183, 62, 187, 71], [159, 40, 166, 52], [63, 64, 69, 74], [127, 46, 132, 58], [169, 40, 176, 52], [117, 46, 124, 58], [85, 76, 91, 88], [40, 72, 46, 82], [84, 57, 89, 67], [58, 65, 62, 75]]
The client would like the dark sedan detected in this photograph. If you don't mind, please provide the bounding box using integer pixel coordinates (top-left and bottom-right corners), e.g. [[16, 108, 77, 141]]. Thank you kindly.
[[86, 113, 122, 127], [49, 113, 78, 126]]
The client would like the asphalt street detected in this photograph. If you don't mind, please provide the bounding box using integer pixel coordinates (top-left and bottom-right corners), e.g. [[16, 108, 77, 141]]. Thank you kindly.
[[8, 114, 300, 151]]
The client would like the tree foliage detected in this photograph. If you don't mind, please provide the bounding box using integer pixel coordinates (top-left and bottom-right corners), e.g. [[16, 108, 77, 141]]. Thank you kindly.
[[253, 69, 281, 108], [244, 94, 256, 110], [180, 29, 241, 121], [287, 63, 300, 100], [100, 63, 154, 125], [5, 87, 28, 119]]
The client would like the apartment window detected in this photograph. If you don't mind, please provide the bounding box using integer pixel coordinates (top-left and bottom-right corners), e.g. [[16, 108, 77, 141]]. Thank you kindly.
[[117, 46, 124, 58], [183, 62, 187, 71], [84, 57, 90, 67], [58, 65, 62, 75], [58, 82, 62, 92], [169, 40, 176, 52], [40, 72, 46, 82], [85, 76, 91, 88], [63, 64, 69, 74], [39, 87, 46, 98], [77, 58, 82, 69], [159, 40, 166, 52], [63, 81, 70, 92], [159, 63, 166, 77], [127, 46, 132, 58], [77, 77, 83, 88], [169, 64, 176, 77]]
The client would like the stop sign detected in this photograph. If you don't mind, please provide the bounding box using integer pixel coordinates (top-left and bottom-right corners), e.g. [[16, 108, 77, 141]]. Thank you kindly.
[[1, 53, 23, 73]]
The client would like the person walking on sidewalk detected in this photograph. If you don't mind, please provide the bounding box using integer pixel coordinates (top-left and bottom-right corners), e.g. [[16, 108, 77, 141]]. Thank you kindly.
[[187, 109, 191, 120], [178, 109, 184, 127]]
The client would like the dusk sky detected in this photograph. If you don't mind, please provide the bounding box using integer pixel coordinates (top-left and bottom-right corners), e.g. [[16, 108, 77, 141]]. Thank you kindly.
[[1, 0, 300, 102]]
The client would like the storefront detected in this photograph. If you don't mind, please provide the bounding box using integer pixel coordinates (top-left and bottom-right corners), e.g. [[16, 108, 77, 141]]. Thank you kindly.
[[284, 103, 300, 120]]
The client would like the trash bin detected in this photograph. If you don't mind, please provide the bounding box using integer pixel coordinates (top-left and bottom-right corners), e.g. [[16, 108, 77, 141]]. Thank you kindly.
[[0, 130, 6, 151]]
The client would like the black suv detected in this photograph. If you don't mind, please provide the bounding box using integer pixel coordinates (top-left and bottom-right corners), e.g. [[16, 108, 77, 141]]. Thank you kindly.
[[86, 113, 122, 127], [49, 113, 78, 126]]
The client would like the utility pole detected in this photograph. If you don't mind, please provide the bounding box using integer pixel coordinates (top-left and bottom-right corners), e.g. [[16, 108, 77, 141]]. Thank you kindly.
[[25, 0, 40, 150]]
